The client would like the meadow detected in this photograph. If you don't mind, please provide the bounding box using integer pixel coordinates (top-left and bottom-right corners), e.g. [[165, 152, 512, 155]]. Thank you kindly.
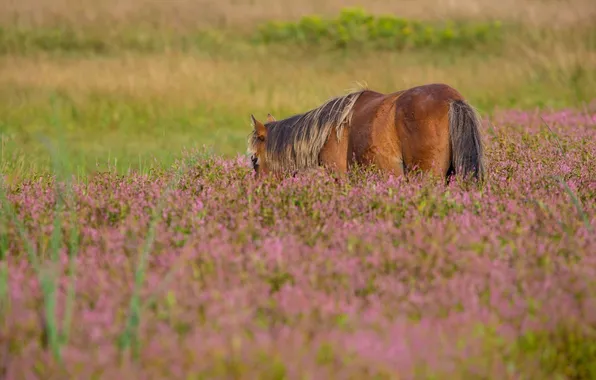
[[1, 0, 596, 378]]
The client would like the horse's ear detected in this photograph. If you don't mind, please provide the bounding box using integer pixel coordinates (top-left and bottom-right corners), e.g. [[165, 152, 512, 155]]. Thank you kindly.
[[266, 113, 276, 122], [251, 114, 267, 139]]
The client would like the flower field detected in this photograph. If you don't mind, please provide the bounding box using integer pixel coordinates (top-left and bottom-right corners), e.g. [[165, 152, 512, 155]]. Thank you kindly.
[[1, 105, 595, 379]]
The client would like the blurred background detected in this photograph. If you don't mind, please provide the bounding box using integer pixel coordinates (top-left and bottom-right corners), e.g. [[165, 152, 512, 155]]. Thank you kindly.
[[0, 0, 594, 179]]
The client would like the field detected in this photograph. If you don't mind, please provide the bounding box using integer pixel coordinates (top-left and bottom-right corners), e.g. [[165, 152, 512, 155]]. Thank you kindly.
[[1, 0, 596, 378]]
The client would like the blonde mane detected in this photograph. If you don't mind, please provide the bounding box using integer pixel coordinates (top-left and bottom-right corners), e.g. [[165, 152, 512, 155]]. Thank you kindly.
[[247, 89, 366, 173]]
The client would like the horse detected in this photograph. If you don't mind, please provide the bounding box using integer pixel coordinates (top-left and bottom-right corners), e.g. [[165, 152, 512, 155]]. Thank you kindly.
[[247, 83, 485, 183]]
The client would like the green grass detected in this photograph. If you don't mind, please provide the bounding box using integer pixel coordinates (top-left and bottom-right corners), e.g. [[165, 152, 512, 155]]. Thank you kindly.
[[0, 8, 595, 179], [515, 325, 596, 379], [0, 90, 244, 176], [0, 26, 232, 56], [470, 322, 596, 379]]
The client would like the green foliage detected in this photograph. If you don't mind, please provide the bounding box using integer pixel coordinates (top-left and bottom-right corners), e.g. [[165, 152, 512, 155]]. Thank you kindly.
[[265, 271, 295, 294], [256, 7, 503, 51], [509, 324, 596, 379]]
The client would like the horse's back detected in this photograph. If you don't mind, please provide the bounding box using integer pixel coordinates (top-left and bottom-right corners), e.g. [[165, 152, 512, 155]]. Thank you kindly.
[[396, 83, 464, 118], [349, 83, 462, 143]]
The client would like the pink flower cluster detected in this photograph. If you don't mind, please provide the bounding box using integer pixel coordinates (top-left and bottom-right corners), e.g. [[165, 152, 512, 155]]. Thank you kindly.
[[1, 106, 595, 379]]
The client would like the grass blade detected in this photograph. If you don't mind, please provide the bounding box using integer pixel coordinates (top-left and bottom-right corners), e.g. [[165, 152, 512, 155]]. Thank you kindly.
[[555, 176, 593, 232], [117, 155, 190, 361]]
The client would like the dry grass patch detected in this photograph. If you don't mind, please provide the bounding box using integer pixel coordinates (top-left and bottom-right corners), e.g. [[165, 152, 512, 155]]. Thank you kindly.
[[1, 44, 594, 114], [1, 0, 594, 31]]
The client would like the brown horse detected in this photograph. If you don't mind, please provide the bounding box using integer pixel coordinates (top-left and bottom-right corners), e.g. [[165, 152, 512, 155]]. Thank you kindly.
[[247, 83, 485, 183]]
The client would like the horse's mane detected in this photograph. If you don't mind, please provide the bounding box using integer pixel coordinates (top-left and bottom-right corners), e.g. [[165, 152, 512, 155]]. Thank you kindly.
[[247, 88, 366, 173]]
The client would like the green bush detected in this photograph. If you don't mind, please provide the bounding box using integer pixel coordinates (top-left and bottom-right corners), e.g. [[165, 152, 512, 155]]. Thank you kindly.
[[256, 7, 503, 51]]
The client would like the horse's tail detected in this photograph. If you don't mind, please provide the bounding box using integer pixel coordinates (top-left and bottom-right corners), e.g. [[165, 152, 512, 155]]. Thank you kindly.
[[448, 99, 486, 183]]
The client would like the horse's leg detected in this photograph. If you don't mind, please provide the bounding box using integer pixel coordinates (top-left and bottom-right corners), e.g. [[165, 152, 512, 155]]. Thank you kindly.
[[319, 125, 349, 178], [369, 102, 406, 179], [395, 85, 458, 181], [372, 152, 405, 178], [404, 114, 451, 180]]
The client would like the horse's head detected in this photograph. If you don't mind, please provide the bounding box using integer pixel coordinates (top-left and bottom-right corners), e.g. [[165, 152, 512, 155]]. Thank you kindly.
[[248, 113, 276, 178]]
